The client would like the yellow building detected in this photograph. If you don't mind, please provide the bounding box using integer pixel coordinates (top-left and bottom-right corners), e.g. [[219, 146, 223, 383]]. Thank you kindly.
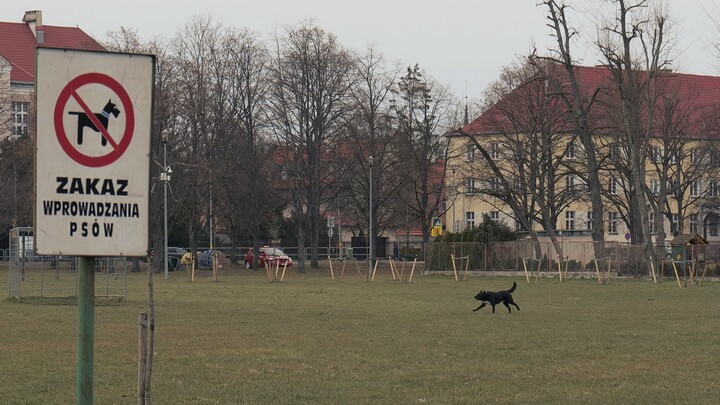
[[446, 65, 720, 245]]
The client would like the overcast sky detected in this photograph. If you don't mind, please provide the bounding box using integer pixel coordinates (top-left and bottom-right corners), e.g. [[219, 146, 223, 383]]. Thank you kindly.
[[6, 1, 720, 100]]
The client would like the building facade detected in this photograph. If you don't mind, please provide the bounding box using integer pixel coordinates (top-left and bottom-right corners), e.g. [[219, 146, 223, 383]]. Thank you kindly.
[[0, 10, 103, 139], [446, 65, 720, 245]]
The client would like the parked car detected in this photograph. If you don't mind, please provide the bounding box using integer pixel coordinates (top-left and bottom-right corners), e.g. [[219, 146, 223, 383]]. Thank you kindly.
[[244, 246, 293, 269], [198, 250, 226, 269], [167, 247, 187, 259]]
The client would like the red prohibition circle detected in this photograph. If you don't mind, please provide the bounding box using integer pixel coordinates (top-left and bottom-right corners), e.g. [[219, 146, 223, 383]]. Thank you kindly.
[[54, 72, 135, 167]]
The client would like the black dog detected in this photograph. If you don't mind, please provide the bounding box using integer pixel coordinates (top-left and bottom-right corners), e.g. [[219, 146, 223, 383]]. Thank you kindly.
[[68, 99, 121, 146], [473, 281, 520, 313]]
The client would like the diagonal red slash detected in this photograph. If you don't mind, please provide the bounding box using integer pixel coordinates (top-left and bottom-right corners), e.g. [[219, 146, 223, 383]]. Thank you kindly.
[[70, 89, 119, 149]]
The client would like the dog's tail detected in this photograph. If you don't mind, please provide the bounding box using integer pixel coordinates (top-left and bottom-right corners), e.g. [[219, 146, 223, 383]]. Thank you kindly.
[[508, 281, 517, 292]]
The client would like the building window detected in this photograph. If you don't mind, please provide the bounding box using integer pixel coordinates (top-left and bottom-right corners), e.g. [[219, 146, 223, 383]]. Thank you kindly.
[[649, 212, 656, 234], [671, 213, 679, 235], [465, 143, 475, 161], [515, 217, 522, 231], [710, 222, 718, 237], [691, 180, 701, 197], [465, 211, 475, 229], [689, 148, 698, 164], [488, 176, 500, 192], [490, 211, 499, 222], [586, 212, 593, 230], [12, 101, 30, 136], [566, 175, 575, 192], [690, 214, 699, 234], [608, 212, 618, 234], [608, 178, 618, 195], [490, 142, 500, 160], [566, 142, 576, 159], [465, 178, 476, 194], [708, 181, 720, 198], [565, 211, 575, 230], [650, 179, 661, 195], [652, 146, 662, 163]]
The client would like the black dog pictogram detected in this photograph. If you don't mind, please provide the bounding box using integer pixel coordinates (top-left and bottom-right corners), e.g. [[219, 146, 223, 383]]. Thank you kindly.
[[68, 99, 121, 146]]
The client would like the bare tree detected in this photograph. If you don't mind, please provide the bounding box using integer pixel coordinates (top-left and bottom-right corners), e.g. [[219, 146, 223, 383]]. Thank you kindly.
[[267, 22, 355, 271], [391, 64, 454, 264], [215, 28, 272, 266], [170, 16, 224, 259], [596, 0, 675, 265], [338, 46, 403, 251], [534, 0, 607, 258]]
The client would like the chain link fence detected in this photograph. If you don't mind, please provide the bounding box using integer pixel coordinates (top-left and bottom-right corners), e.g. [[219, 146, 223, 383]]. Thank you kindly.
[[429, 239, 720, 278], [7, 227, 128, 299]]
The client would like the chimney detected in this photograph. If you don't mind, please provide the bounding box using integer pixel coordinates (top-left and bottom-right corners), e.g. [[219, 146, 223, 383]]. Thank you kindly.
[[22, 10, 44, 42]]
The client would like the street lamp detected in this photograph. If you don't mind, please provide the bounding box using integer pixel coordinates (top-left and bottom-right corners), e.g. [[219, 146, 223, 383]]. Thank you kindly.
[[160, 131, 172, 280], [368, 155, 374, 281]]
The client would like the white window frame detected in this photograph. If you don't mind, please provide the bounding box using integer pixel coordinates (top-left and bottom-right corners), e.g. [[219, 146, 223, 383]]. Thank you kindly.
[[691, 180, 701, 197], [490, 142, 500, 160], [565, 211, 575, 230], [465, 211, 475, 229], [12, 101, 30, 136], [671, 213, 679, 234], [465, 178, 476, 194], [608, 178, 618, 195], [608, 212, 618, 234], [566, 142, 576, 159], [690, 213, 699, 234]]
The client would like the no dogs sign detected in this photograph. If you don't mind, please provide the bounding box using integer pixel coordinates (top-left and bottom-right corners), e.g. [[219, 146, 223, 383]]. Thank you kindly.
[[35, 48, 154, 256]]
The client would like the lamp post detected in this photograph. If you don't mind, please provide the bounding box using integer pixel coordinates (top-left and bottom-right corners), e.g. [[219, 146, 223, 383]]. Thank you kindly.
[[161, 131, 171, 280], [368, 155, 374, 281]]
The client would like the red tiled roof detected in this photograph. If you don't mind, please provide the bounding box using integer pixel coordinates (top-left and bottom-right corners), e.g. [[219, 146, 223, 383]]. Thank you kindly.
[[0, 20, 104, 84], [456, 65, 720, 139]]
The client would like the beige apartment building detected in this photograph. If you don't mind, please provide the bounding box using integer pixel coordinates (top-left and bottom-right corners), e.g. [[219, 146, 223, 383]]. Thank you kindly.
[[445, 65, 720, 246]]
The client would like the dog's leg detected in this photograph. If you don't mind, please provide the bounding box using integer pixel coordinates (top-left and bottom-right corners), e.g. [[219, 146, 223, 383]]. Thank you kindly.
[[503, 301, 512, 313], [491, 304, 496, 313], [472, 303, 486, 312], [512, 302, 520, 311]]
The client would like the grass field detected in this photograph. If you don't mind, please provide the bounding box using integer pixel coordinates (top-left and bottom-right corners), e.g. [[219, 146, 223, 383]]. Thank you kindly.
[[1, 264, 719, 404]]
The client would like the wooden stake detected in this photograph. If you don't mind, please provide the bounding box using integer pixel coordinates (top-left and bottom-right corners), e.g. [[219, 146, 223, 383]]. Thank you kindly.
[[354, 260, 364, 279], [522, 258, 530, 283], [408, 257, 418, 283], [690, 260, 696, 287], [280, 261, 288, 282], [212, 254, 219, 282], [557, 259, 563, 282], [671, 261, 682, 288], [328, 256, 335, 280], [451, 254, 458, 281], [138, 312, 147, 404], [340, 260, 346, 279], [371, 259, 379, 281], [649, 259, 657, 284], [699, 261, 709, 287], [594, 259, 602, 284], [463, 256, 470, 281]]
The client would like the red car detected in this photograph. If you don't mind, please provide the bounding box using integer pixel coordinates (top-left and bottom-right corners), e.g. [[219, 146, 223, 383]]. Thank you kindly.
[[244, 246, 294, 269]]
